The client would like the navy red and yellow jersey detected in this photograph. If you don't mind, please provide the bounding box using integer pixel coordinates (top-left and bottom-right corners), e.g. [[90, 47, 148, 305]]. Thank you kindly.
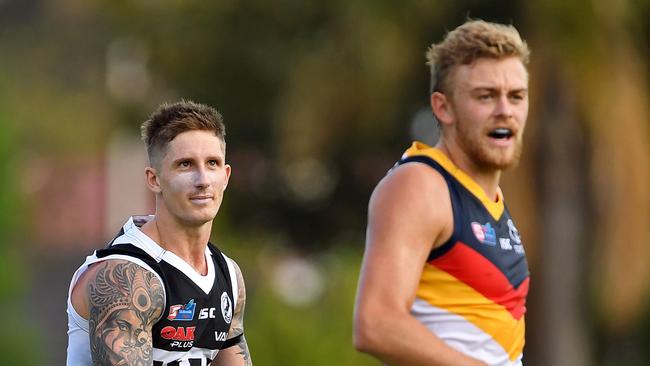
[[398, 142, 529, 366]]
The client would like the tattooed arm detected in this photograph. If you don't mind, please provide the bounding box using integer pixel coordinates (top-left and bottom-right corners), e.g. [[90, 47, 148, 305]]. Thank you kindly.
[[213, 260, 252, 366], [86, 260, 164, 366]]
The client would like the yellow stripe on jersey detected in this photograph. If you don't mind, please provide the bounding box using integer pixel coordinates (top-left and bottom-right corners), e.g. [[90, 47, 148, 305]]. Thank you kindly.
[[416, 263, 525, 361], [402, 141, 505, 220]]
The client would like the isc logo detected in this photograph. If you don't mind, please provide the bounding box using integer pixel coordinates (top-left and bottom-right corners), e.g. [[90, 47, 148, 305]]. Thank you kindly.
[[199, 307, 217, 319]]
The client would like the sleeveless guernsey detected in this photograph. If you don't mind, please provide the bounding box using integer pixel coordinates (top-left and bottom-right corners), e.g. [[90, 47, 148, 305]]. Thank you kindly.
[[66, 216, 240, 366], [400, 142, 529, 366]]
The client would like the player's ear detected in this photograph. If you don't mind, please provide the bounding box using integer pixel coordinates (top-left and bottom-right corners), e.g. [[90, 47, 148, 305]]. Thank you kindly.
[[144, 166, 162, 193], [222, 164, 231, 191], [431, 91, 454, 126]]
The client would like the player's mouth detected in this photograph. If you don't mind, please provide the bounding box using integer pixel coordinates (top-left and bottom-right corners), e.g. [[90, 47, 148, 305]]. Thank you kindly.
[[488, 127, 514, 139], [487, 127, 515, 146], [190, 194, 214, 204]]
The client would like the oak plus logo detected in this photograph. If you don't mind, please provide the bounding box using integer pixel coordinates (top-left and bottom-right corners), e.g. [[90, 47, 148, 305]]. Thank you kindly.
[[161, 326, 195, 349]]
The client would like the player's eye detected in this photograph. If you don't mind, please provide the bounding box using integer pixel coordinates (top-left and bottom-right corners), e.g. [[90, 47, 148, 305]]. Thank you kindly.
[[510, 93, 525, 101], [208, 160, 218, 166], [477, 94, 492, 101], [179, 160, 191, 168]]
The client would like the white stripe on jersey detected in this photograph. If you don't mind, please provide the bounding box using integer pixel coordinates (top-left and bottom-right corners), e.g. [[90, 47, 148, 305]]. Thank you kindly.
[[153, 346, 219, 365], [411, 297, 523, 366]]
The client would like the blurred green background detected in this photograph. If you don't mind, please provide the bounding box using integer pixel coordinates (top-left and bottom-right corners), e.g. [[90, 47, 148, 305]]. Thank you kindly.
[[0, 0, 648, 364]]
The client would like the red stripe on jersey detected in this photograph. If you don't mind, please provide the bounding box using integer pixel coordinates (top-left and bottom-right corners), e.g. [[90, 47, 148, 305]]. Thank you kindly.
[[429, 242, 529, 320]]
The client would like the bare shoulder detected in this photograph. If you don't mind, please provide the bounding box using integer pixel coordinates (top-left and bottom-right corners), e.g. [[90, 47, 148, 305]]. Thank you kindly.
[[373, 162, 449, 204], [84, 259, 165, 365], [355, 162, 453, 328], [369, 162, 453, 249]]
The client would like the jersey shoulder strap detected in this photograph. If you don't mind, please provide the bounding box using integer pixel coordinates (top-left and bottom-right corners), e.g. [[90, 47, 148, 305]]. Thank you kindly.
[[208, 243, 238, 310]]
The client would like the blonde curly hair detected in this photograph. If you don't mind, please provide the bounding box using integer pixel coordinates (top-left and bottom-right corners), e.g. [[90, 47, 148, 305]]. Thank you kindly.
[[426, 20, 530, 94]]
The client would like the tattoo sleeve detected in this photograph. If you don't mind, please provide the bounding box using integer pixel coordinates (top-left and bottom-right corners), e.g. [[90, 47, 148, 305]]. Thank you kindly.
[[234, 335, 252, 366], [87, 260, 164, 366], [229, 261, 252, 365]]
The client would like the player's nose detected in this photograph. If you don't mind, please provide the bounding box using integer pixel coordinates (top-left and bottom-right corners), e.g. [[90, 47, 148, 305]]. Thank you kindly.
[[494, 95, 513, 119], [194, 166, 211, 188]]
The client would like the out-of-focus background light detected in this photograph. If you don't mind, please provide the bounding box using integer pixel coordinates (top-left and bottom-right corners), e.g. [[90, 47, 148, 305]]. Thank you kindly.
[[0, 0, 648, 365], [271, 255, 325, 307]]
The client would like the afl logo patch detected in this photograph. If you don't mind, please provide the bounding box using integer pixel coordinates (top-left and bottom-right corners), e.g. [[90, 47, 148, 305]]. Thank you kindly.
[[221, 292, 232, 324]]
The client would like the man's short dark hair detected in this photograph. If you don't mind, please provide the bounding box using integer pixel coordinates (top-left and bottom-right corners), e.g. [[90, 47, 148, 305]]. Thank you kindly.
[[141, 100, 226, 165]]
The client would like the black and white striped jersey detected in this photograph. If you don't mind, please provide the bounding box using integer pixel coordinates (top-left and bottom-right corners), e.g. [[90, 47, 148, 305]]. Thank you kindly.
[[67, 216, 240, 366]]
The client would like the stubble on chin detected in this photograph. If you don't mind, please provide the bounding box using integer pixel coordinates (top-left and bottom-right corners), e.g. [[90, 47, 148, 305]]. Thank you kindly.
[[457, 128, 524, 171], [187, 203, 221, 226]]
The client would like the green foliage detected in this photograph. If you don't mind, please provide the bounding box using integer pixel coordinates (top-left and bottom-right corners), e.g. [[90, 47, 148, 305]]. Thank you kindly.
[[219, 236, 378, 365], [0, 73, 42, 364], [0, 109, 21, 236], [0, 306, 40, 364]]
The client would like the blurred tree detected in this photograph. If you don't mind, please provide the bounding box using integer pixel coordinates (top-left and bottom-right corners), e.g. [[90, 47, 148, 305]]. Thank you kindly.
[[522, 0, 650, 365], [0, 76, 41, 364], [97, 0, 531, 250]]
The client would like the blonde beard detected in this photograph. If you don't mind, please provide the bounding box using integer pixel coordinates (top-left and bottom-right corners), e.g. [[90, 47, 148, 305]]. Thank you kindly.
[[456, 123, 524, 171]]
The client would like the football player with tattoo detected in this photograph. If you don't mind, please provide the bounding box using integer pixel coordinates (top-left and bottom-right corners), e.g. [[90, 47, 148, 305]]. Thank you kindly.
[[66, 101, 252, 365]]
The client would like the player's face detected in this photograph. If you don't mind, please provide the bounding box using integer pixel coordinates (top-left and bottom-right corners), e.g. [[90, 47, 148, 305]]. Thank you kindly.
[[447, 57, 529, 170], [155, 130, 231, 227]]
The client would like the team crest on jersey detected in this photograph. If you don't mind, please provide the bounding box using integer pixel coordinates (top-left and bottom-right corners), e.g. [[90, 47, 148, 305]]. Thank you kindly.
[[221, 292, 232, 324], [507, 219, 522, 244], [471, 222, 497, 246], [168, 299, 196, 321]]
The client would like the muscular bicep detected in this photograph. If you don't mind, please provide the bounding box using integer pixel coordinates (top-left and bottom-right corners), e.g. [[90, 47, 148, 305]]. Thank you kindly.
[[86, 260, 164, 365], [357, 164, 452, 311], [214, 260, 252, 365]]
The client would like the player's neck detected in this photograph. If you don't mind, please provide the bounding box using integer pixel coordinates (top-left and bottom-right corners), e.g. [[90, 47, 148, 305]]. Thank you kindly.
[[435, 140, 501, 202], [141, 208, 213, 275]]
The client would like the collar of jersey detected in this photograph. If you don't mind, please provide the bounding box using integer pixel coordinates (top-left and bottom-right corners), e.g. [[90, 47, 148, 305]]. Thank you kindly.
[[113, 216, 216, 294], [403, 141, 505, 220]]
